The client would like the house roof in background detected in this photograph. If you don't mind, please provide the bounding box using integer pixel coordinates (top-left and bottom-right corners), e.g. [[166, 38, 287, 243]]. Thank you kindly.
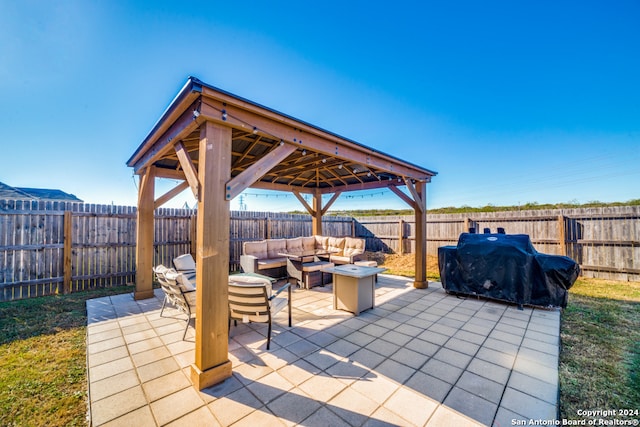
[[0, 182, 83, 202]]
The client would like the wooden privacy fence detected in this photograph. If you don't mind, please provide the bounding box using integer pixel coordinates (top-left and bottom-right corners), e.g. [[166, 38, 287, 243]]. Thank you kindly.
[[0, 201, 352, 302], [1, 200, 638, 301], [355, 205, 640, 282]]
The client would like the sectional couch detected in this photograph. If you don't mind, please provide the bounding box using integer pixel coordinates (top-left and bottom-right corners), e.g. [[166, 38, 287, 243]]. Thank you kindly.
[[240, 235, 366, 278]]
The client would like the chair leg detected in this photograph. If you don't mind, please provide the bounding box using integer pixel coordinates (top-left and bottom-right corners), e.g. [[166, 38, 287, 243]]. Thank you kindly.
[[267, 321, 272, 350], [160, 296, 168, 317], [182, 315, 191, 340], [287, 286, 292, 327]]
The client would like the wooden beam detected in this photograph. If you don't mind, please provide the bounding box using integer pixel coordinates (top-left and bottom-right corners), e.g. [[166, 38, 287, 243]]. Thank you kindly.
[[389, 185, 416, 209], [312, 189, 323, 235], [155, 181, 190, 209], [225, 142, 297, 200], [321, 191, 342, 215], [293, 190, 315, 215], [174, 141, 200, 198], [127, 85, 201, 168], [191, 121, 233, 389], [131, 99, 202, 173], [199, 99, 435, 181], [414, 181, 428, 289], [134, 166, 156, 300], [404, 178, 424, 213], [151, 167, 188, 180]]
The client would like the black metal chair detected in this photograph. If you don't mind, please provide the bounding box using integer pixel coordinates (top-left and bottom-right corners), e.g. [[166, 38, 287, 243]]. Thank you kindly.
[[228, 276, 292, 350]]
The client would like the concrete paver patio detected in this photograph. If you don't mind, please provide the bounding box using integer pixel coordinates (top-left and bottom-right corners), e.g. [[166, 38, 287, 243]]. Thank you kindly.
[[86, 274, 561, 426]]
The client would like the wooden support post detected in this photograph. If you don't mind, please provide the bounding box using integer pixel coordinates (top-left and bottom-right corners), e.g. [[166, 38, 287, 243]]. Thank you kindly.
[[62, 210, 72, 294], [558, 215, 567, 256], [312, 189, 323, 236], [398, 219, 404, 255], [414, 181, 428, 289], [191, 121, 232, 390], [134, 166, 156, 300]]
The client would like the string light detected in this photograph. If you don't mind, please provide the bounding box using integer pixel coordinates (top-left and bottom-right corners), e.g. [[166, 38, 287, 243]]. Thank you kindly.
[[200, 101, 414, 193]]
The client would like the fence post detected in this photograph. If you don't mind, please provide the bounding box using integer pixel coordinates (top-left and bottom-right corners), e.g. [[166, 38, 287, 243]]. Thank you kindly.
[[266, 217, 271, 239], [558, 215, 567, 256], [190, 213, 197, 258], [398, 219, 404, 255], [63, 210, 72, 294]]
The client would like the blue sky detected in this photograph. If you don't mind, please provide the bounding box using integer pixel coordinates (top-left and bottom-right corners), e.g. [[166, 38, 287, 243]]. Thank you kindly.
[[1, 1, 638, 212]]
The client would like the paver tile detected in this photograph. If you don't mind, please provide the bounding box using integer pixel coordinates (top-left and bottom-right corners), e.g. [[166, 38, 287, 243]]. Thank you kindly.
[[91, 385, 148, 426], [101, 406, 157, 427], [266, 388, 320, 425], [404, 370, 452, 403], [443, 387, 498, 426], [455, 371, 506, 404], [500, 387, 557, 420], [142, 369, 191, 402], [164, 406, 221, 427], [149, 385, 205, 426], [327, 387, 379, 426], [207, 387, 264, 427]]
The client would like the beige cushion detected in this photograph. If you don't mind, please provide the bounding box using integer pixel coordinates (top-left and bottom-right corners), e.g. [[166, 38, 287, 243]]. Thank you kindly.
[[257, 258, 287, 269], [327, 237, 346, 256], [302, 261, 334, 272], [244, 241, 268, 259], [173, 254, 196, 271], [286, 237, 304, 252], [267, 239, 287, 259], [228, 275, 273, 297], [314, 235, 329, 250], [354, 260, 377, 267], [343, 237, 365, 257], [329, 255, 352, 264], [302, 236, 316, 251]]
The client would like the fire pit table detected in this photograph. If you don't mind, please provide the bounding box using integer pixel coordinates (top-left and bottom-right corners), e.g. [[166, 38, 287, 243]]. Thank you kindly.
[[322, 264, 387, 315]]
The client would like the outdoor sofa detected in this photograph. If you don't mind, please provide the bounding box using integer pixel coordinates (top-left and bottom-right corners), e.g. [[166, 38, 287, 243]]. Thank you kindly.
[[240, 235, 366, 279]]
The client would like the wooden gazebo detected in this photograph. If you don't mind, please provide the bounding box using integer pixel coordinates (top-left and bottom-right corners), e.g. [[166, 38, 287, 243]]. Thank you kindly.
[[127, 77, 437, 389]]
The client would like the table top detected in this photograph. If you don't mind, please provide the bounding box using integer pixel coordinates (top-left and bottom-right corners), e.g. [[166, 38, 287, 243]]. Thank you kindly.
[[278, 249, 338, 260], [321, 264, 387, 278]]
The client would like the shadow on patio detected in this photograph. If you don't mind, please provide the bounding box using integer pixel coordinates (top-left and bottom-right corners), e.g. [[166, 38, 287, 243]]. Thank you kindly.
[[86, 275, 560, 426]]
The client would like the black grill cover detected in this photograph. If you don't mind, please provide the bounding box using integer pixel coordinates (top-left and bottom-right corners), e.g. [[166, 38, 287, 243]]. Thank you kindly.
[[438, 233, 579, 308]]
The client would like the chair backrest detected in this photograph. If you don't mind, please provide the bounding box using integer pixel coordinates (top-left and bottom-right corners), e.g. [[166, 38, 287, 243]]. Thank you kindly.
[[155, 266, 195, 315], [228, 283, 271, 323], [173, 254, 196, 273]]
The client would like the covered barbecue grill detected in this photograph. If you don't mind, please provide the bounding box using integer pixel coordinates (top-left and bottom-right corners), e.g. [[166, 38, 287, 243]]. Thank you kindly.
[[438, 233, 580, 308]]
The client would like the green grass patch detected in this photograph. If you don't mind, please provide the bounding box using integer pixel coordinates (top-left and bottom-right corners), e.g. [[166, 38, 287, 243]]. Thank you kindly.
[[0, 286, 134, 427], [559, 278, 640, 419]]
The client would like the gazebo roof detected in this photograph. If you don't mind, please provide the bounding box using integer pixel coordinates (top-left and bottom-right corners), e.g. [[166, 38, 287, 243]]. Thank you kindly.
[[127, 77, 436, 389], [127, 77, 436, 201]]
